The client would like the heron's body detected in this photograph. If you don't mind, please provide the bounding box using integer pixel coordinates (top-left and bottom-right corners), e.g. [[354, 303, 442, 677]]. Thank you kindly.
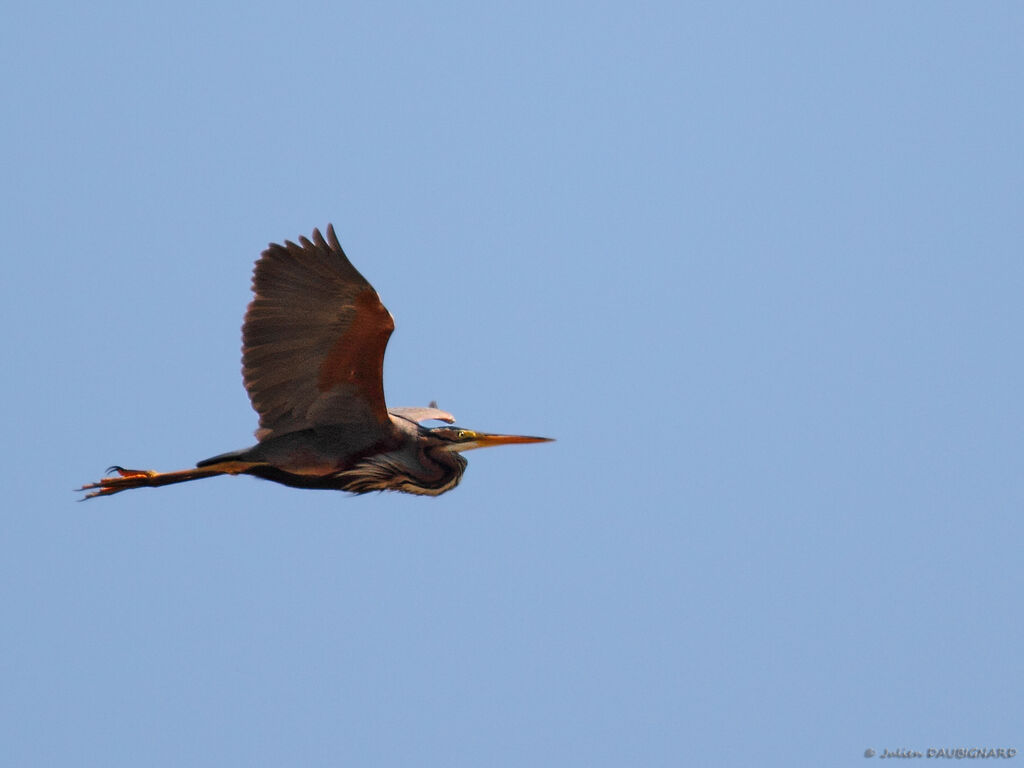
[[193, 409, 470, 496], [80, 226, 550, 499]]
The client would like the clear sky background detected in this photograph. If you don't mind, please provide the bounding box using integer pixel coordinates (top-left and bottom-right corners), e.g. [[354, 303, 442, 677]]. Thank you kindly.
[[2, 2, 1022, 765]]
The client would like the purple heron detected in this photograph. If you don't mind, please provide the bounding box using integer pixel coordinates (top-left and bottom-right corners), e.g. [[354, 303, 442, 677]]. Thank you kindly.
[[79, 225, 551, 499]]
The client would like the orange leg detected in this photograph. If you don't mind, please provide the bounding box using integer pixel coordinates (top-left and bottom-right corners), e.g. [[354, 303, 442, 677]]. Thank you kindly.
[[77, 462, 256, 500]]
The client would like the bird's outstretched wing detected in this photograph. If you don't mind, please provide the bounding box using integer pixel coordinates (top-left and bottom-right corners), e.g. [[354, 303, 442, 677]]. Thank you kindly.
[[388, 406, 456, 424], [242, 225, 395, 440]]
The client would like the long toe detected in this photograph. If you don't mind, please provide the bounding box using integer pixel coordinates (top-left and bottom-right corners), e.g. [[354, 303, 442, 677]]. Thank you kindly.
[[107, 466, 154, 479], [77, 468, 155, 500]]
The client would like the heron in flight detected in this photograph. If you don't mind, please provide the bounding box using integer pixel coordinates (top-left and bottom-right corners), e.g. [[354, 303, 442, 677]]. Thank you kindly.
[[80, 225, 551, 499]]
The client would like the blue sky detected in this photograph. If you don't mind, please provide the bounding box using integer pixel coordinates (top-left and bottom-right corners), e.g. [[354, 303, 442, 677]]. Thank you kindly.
[[2, 2, 1022, 765]]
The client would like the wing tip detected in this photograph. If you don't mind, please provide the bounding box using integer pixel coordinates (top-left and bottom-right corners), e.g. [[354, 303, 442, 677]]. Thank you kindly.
[[262, 225, 342, 260]]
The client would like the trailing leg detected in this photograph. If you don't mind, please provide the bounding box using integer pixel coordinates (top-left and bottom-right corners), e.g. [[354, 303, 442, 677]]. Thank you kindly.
[[77, 461, 256, 499]]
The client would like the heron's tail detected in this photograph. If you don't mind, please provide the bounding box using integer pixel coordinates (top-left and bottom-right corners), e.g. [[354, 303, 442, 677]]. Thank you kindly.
[[77, 461, 257, 500]]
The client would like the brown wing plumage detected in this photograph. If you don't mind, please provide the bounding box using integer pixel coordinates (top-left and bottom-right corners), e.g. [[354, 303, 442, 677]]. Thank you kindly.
[[242, 225, 395, 440]]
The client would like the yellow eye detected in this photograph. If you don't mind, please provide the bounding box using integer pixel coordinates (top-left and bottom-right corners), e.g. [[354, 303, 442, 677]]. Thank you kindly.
[[457, 430, 468, 438]]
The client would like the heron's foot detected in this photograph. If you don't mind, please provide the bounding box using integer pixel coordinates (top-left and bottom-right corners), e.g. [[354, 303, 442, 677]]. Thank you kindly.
[[77, 466, 157, 499], [108, 466, 155, 479]]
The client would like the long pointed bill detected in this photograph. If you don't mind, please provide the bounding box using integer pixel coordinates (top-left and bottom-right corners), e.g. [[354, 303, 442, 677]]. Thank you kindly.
[[454, 431, 554, 452]]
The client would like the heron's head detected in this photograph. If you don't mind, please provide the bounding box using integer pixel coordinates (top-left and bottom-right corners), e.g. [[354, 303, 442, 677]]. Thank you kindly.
[[427, 426, 553, 452]]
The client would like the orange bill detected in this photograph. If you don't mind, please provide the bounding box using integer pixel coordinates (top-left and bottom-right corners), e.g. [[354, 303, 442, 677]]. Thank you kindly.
[[454, 431, 555, 452]]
